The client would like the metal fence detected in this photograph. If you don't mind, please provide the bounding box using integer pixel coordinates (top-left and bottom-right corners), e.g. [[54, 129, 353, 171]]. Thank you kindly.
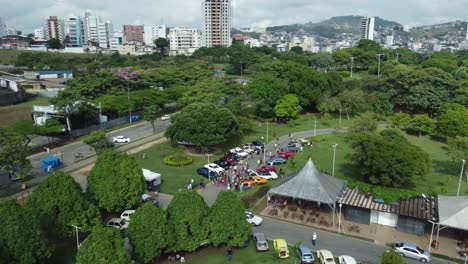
[[69, 115, 130, 137]]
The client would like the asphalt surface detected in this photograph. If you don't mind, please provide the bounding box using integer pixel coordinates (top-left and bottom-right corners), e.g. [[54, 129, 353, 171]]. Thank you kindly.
[[253, 217, 454, 264]]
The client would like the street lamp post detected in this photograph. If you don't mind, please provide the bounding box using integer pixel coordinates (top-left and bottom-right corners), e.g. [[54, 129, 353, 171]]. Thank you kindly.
[[264, 122, 269, 163], [71, 225, 81, 250], [377, 54, 382, 78], [332, 144, 338, 177], [339, 109, 342, 129], [457, 159, 466, 196], [126, 79, 132, 123], [350, 57, 355, 77], [338, 201, 343, 233], [396, 52, 400, 62], [314, 118, 317, 136]]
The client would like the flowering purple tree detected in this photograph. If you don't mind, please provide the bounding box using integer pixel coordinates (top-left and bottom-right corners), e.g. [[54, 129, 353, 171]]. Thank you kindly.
[[112, 67, 141, 122]]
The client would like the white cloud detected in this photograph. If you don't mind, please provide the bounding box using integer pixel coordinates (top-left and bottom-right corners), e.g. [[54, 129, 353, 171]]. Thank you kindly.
[[0, 0, 467, 32]]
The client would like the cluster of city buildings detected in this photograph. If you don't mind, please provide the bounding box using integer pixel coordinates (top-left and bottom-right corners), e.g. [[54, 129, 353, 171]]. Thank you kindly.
[[1, 2, 467, 56]]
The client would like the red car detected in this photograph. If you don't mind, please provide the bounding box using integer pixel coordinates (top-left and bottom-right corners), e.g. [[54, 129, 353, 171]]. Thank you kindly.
[[256, 165, 276, 173], [277, 150, 296, 159]]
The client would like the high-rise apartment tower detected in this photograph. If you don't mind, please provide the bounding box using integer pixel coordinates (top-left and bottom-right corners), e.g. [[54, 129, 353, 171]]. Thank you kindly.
[[202, 0, 232, 47]]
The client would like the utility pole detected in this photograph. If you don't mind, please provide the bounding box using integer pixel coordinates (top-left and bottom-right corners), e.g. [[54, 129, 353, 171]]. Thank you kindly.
[[332, 144, 338, 177], [377, 54, 382, 78], [71, 225, 81, 250], [396, 52, 400, 62], [457, 160, 466, 196], [350, 57, 355, 77], [314, 118, 317, 136], [127, 79, 132, 123], [339, 109, 342, 129]]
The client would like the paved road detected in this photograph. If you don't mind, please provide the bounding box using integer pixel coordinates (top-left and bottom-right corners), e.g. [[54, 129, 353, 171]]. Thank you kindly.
[[253, 217, 453, 264]]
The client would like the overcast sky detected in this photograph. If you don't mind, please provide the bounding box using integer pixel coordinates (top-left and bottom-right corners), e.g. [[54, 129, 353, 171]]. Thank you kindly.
[[1, 0, 467, 32]]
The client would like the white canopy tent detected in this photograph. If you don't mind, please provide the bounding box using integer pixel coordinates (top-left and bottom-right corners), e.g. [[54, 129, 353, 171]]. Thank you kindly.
[[142, 168, 161, 186], [428, 195, 468, 253]]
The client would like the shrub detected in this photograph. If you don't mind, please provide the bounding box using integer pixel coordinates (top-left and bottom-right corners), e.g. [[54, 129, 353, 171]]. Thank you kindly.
[[287, 119, 301, 127], [163, 153, 193, 166], [311, 135, 329, 142]]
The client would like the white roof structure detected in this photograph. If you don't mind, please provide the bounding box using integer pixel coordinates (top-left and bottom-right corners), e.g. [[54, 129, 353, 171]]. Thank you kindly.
[[142, 169, 161, 182], [437, 195, 468, 231], [268, 159, 346, 205]]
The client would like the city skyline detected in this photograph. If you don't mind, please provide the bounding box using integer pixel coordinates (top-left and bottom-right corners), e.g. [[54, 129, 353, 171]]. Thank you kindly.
[[1, 0, 468, 33]]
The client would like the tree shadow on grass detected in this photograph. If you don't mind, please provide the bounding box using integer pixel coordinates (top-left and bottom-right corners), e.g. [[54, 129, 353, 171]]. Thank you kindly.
[[432, 159, 459, 176]]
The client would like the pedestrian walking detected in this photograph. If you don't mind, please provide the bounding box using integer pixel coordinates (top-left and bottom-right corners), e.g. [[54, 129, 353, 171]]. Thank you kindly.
[[288, 133, 291, 140], [227, 247, 233, 261], [154, 199, 160, 208], [180, 256, 185, 262], [300, 146, 303, 152], [312, 232, 317, 246], [274, 143, 277, 149], [276, 137, 279, 142]]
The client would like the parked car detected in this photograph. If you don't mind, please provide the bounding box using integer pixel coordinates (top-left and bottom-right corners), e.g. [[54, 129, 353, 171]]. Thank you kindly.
[[317, 249, 336, 264], [204, 163, 225, 174], [296, 138, 310, 144], [338, 255, 357, 264], [107, 218, 128, 231], [161, 114, 170, 121], [253, 232, 269, 251], [297, 244, 315, 263], [286, 145, 300, 152], [245, 211, 263, 226], [242, 176, 267, 186], [196, 168, 216, 178], [258, 171, 278, 180], [251, 141, 265, 149], [273, 238, 290, 258], [230, 147, 249, 158], [120, 210, 135, 222], [277, 150, 296, 159], [113, 135, 131, 143], [214, 160, 230, 169], [256, 165, 276, 173], [241, 144, 255, 154], [394, 242, 431, 263], [223, 153, 240, 161], [288, 141, 302, 147], [266, 156, 288, 165], [246, 169, 259, 177]]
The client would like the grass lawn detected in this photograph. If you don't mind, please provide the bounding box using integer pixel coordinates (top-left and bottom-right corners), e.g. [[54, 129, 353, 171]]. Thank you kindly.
[[0, 94, 50, 127]]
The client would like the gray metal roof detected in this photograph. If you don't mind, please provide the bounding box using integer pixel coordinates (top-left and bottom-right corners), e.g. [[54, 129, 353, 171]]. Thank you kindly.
[[268, 159, 346, 205], [437, 195, 468, 231]]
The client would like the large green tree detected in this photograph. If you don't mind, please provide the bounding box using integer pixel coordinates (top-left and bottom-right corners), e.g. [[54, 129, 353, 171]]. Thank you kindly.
[[47, 38, 62, 49], [144, 105, 161, 134], [408, 114, 435, 138], [0, 127, 31, 178], [76, 227, 131, 264], [165, 103, 240, 151], [247, 73, 290, 116], [206, 191, 251, 247], [435, 103, 468, 139], [154, 38, 169, 54], [349, 131, 431, 188], [274, 94, 302, 119], [349, 112, 378, 133], [87, 150, 145, 211], [166, 191, 209, 252], [0, 199, 50, 264], [27, 171, 101, 237], [127, 203, 173, 263]]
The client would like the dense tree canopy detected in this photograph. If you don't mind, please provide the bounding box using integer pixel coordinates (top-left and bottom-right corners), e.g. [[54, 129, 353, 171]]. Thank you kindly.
[[27, 171, 102, 237], [274, 94, 303, 119], [87, 150, 145, 211], [0, 199, 50, 264], [206, 191, 251, 247], [76, 227, 131, 264], [166, 191, 209, 252], [127, 203, 173, 263], [0, 127, 31, 177], [435, 103, 468, 139], [165, 102, 240, 151]]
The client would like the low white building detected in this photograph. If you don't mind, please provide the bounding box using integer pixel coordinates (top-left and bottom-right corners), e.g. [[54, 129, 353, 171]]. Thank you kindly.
[[34, 27, 45, 39], [144, 25, 166, 46], [168, 25, 201, 56], [117, 43, 136, 55], [244, 38, 260, 48]]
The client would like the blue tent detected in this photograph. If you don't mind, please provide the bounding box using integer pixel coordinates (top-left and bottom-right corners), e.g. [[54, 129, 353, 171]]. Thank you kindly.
[[42, 156, 63, 172]]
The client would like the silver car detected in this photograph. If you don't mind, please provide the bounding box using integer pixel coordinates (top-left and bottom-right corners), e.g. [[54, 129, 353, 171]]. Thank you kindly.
[[394, 242, 431, 263], [253, 232, 269, 251]]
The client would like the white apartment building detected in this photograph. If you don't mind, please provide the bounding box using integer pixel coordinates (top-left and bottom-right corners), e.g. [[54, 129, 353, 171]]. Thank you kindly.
[[244, 38, 260, 48], [361, 17, 375, 41], [110, 38, 120, 51], [85, 14, 99, 43], [34, 27, 45, 39], [97, 20, 113, 49], [168, 26, 202, 56], [66, 14, 85, 47], [144, 25, 166, 46], [202, 0, 232, 47], [385, 35, 394, 47], [46, 16, 65, 41]]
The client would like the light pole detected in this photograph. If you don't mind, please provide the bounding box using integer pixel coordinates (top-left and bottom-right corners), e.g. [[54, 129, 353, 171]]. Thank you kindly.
[[206, 154, 212, 164], [126, 79, 132, 123], [332, 144, 338, 177], [457, 159, 466, 196], [71, 225, 81, 250], [350, 57, 355, 77], [396, 52, 400, 62], [314, 117, 317, 136], [339, 109, 342, 129], [377, 54, 382, 78], [336, 197, 343, 233]]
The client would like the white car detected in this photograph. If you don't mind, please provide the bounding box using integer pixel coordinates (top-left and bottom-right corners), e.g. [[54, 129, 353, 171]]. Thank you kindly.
[[241, 145, 255, 154], [230, 147, 248, 158], [107, 218, 128, 231], [120, 210, 135, 222], [246, 169, 259, 177], [258, 171, 278, 180], [338, 255, 357, 264], [205, 163, 225, 174], [161, 114, 170, 121], [113, 135, 131, 143], [245, 211, 263, 226]]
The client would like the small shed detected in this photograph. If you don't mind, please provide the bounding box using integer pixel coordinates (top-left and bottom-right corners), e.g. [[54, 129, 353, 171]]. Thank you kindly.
[[41, 156, 63, 172]]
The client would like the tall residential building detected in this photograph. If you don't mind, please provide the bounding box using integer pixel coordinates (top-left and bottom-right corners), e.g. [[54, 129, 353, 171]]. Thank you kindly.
[[34, 27, 45, 39], [361, 17, 375, 41], [85, 14, 99, 43], [46, 16, 65, 41], [143, 25, 167, 45], [0, 18, 7, 37], [202, 0, 232, 47], [385, 35, 394, 47], [123, 25, 144, 44], [97, 20, 113, 49], [168, 25, 202, 56], [66, 14, 85, 47]]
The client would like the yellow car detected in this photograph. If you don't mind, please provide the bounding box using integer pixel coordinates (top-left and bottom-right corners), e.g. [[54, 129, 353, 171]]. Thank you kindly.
[[273, 238, 289, 258], [317, 249, 336, 264], [242, 176, 267, 186]]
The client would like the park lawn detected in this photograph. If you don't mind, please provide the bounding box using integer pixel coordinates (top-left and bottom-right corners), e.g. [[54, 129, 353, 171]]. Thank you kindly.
[[0, 94, 50, 127]]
